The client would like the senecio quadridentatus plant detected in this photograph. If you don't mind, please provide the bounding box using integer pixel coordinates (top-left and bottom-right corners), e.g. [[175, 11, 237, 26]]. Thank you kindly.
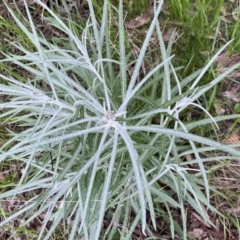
[[1, 0, 240, 239]]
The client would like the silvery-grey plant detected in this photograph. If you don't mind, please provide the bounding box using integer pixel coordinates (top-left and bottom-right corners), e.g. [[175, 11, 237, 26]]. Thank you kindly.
[[0, 0, 240, 239]]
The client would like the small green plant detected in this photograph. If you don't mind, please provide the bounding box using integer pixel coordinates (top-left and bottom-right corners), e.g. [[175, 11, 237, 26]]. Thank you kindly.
[[1, 0, 240, 239]]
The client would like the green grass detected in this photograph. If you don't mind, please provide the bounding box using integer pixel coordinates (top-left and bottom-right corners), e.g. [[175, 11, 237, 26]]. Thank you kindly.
[[0, 0, 240, 239]]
